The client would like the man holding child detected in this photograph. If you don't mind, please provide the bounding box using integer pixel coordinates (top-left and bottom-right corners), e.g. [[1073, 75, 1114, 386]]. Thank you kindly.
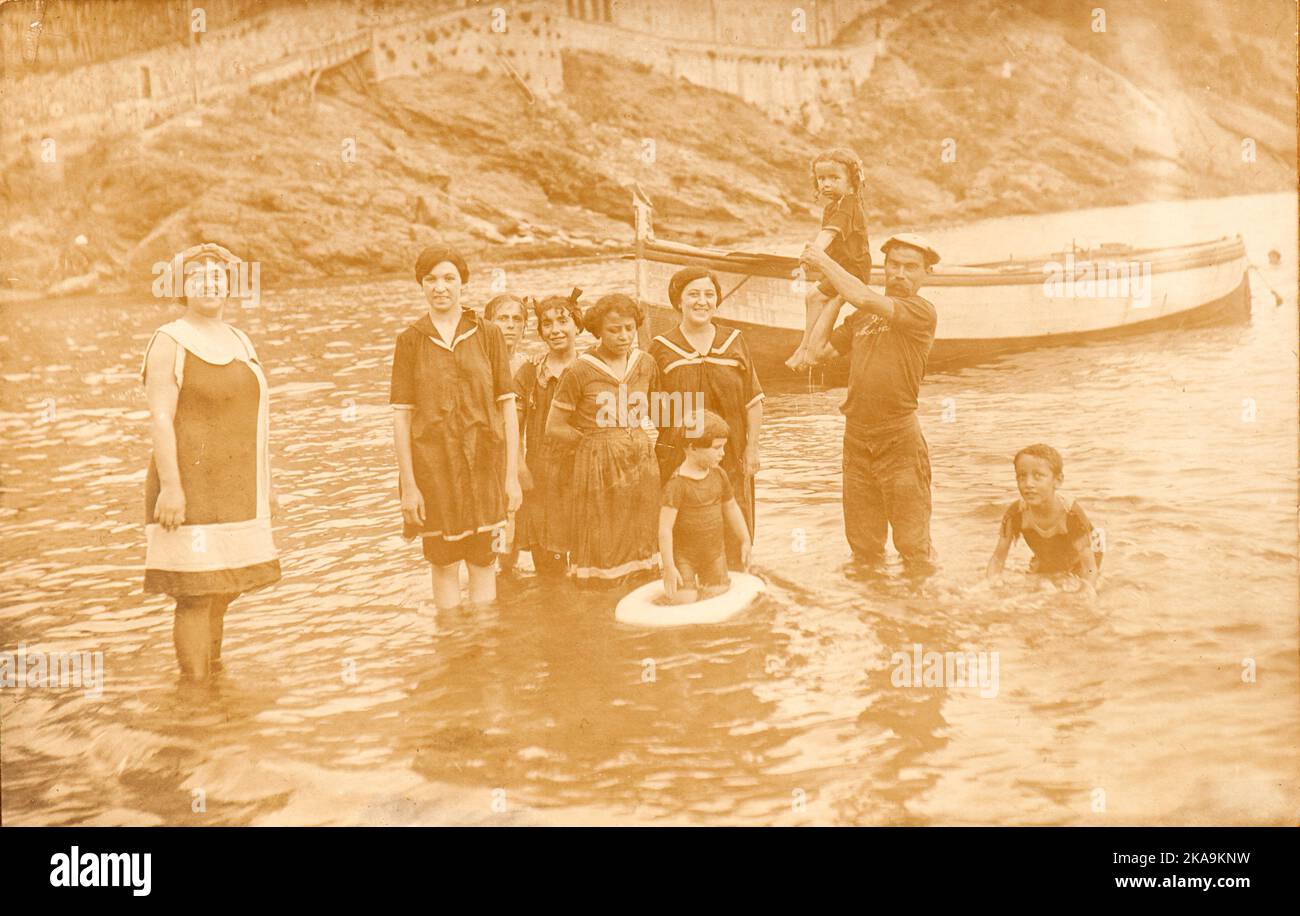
[[802, 233, 942, 573]]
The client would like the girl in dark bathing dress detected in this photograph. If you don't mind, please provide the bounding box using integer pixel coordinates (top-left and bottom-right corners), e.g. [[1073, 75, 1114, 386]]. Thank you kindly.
[[986, 443, 1102, 589], [513, 290, 583, 576], [546, 294, 661, 585], [390, 246, 522, 610], [649, 267, 764, 569], [660, 410, 752, 604], [142, 243, 280, 681], [786, 147, 873, 372]]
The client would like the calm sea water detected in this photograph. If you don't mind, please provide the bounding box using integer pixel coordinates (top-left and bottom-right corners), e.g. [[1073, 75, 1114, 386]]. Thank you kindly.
[[1, 192, 1295, 825]]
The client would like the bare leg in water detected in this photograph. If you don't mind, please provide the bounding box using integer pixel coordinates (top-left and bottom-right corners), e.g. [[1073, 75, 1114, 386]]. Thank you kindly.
[[208, 593, 237, 671], [174, 593, 239, 679], [174, 596, 212, 680]]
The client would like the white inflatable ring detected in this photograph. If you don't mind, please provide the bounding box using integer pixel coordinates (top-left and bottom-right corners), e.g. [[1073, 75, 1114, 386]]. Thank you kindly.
[[614, 572, 766, 627]]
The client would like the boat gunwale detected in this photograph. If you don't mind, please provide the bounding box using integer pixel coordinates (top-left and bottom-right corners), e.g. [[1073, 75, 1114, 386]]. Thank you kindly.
[[638, 236, 1248, 287], [640, 273, 1250, 373]]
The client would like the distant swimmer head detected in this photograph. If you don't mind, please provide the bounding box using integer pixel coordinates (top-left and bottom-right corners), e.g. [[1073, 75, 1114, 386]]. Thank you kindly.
[[1267, 249, 1281, 266]]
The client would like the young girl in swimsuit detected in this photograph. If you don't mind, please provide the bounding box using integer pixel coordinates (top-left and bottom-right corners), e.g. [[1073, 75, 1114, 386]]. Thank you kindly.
[[786, 147, 872, 372], [659, 410, 751, 604], [986, 444, 1101, 588]]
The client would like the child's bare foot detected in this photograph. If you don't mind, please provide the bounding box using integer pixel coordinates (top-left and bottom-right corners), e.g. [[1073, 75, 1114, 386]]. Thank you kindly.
[[785, 347, 808, 372]]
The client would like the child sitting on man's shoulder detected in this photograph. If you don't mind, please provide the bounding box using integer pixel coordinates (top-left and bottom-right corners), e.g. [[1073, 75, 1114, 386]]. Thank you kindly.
[[987, 443, 1102, 589], [659, 410, 752, 604]]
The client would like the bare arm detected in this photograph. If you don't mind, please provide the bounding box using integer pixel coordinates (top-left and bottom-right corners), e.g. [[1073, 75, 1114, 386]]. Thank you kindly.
[[722, 497, 749, 544], [986, 534, 1013, 580], [659, 506, 682, 598], [744, 397, 763, 476], [392, 410, 425, 527], [722, 497, 751, 570], [811, 228, 837, 251], [1076, 539, 1099, 588], [544, 403, 582, 447], [802, 244, 895, 321], [659, 506, 678, 570], [144, 335, 185, 530], [500, 397, 521, 512]]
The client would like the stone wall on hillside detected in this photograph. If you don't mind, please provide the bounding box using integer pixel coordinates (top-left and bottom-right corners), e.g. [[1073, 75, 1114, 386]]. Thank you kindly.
[[372, 5, 563, 100], [555, 14, 884, 126], [1, 0, 883, 162], [565, 0, 885, 49], [0, 1, 371, 159]]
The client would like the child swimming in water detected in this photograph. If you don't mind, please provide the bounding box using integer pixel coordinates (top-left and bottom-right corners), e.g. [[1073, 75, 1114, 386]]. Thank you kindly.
[[986, 444, 1101, 587], [785, 147, 872, 372], [660, 410, 752, 604]]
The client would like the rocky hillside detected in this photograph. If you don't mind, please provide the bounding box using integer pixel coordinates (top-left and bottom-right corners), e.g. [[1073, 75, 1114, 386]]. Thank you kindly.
[[1, 0, 1293, 299]]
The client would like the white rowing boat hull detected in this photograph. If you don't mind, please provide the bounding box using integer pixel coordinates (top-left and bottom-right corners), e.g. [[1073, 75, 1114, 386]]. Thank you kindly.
[[632, 214, 1250, 383]]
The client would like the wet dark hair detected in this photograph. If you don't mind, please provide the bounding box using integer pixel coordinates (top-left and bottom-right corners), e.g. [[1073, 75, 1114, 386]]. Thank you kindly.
[[684, 409, 730, 446], [533, 288, 584, 332], [583, 293, 643, 335], [484, 293, 526, 321], [414, 245, 469, 285], [1014, 444, 1064, 480]]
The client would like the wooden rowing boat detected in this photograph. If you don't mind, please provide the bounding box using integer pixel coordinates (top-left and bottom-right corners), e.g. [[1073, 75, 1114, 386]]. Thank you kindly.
[[631, 194, 1251, 384]]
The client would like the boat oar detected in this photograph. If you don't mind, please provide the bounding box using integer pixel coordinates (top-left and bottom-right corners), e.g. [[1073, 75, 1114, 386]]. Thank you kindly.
[[1248, 262, 1284, 306], [718, 272, 753, 306]]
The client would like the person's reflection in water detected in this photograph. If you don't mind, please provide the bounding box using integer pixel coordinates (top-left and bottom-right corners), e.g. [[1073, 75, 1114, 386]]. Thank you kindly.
[[851, 594, 954, 825], [401, 573, 803, 822]]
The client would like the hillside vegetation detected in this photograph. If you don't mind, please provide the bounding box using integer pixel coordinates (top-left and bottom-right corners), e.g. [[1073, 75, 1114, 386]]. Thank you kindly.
[[2, 0, 1293, 297]]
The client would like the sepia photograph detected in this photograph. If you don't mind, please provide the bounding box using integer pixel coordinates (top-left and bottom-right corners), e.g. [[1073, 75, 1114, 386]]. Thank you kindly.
[[0, 0, 1296, 843]]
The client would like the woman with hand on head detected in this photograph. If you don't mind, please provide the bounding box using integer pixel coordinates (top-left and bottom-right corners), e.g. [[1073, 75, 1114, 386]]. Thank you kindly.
[[142, 242, 281, 681], [390, 245, 522, 610]]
